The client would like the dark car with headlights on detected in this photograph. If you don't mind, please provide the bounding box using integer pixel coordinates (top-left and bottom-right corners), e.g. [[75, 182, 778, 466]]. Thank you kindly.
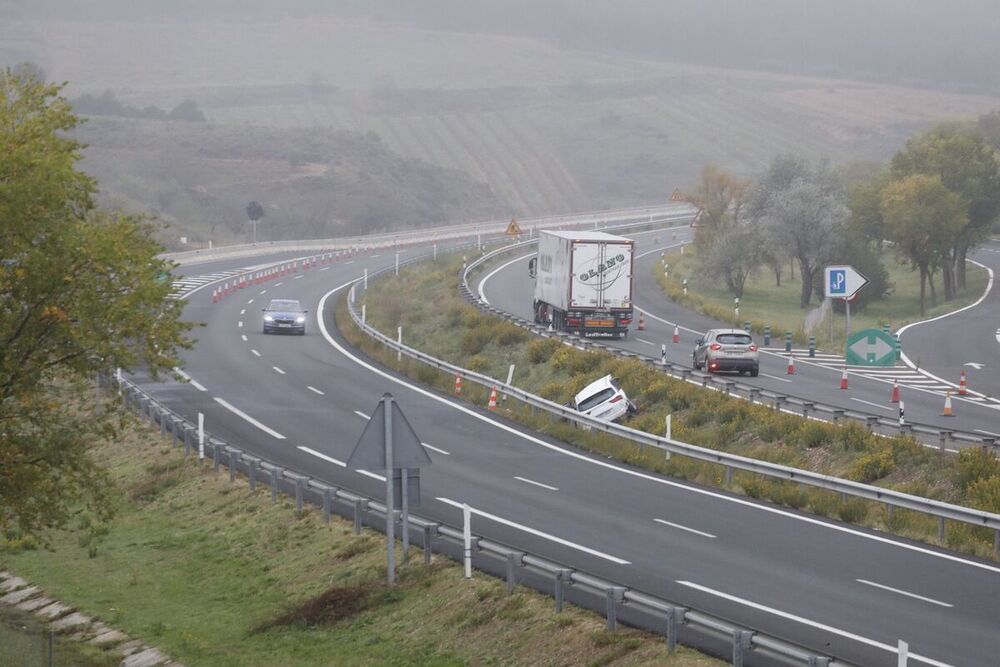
[[262, 299, 307, 335]]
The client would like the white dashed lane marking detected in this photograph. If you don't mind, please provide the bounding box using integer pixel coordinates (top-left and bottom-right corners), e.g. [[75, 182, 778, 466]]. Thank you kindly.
[[307, 386, 325, 395]]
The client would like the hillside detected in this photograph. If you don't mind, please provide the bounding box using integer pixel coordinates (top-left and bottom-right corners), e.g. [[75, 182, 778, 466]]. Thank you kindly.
[[5, 12, 1000, 238], [74, 118, 500, 250]]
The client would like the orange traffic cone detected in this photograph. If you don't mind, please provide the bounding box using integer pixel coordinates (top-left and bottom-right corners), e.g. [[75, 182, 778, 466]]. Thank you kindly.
[[638, 312, 646, 331], [840, 367, 849, 390], [942, 391, 955, 417], [787, 354, 795, 375], [488, 386, 498, 410], [212, 288, 219, 303], [454, 375, 462, 395], [890, 379, 900, 403], [958, 369, 968, 396], [672, 325, 680, 343]]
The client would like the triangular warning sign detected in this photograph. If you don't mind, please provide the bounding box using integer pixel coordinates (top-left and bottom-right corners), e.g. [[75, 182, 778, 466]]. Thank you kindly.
[[347, 396, 432, 471], [670, 189, 685, 202], [505, 218, 522, 236]]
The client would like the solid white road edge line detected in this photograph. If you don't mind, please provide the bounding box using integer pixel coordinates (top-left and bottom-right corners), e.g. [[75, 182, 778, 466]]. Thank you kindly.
[[850, 397, 895, 413], [297, 446, 345, 467], [514, 476, 558, 491], [307, 386, 325, 395], [653, 518, 716, 539], [316, 280, 1000, 575], [173, 368, 207, 392], [213, 397, 286, 440], [897, 259, 995, 398], [354, 410, 370, 420], [635, 338, 655, 346], [437, 497, 629, 564], [855, 579, 953, 608], [676, 580, 953, 667], [358, 470, 386, 481], [478, 253, 535, 305], [422, 443, 450, 455], [760, 373, 792, 383]]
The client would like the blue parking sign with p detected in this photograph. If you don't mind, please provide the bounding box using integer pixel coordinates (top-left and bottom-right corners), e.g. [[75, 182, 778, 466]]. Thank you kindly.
[[829, 269, 846, 296]]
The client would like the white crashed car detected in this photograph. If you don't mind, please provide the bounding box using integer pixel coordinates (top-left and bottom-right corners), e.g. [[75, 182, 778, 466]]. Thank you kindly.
[[569, 375, 637, 423]]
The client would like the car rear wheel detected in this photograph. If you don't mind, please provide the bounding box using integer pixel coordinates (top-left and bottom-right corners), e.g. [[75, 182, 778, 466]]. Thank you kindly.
[[750, 367, 759, 377]]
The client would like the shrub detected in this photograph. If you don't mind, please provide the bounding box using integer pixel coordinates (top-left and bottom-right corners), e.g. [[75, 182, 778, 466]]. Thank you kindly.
[[850, 448, 895, 483], [838, 498, 869, 524], [495, 325, 529, 346], [835, 421, 873, 452], [955, 448, 1000, 491], [466, 354, 492, 374], [968, 475, 1000, 513], [796, 420, 835, 448], [527, 338, 562, 364], [459, 328, 492, 356], [537, 382, 567, 402], [550, 346, 578, 370]]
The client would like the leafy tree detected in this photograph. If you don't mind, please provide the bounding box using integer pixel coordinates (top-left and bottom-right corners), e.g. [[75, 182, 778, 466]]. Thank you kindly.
[[0, 70, 192, 541], [890, 125, 1000, 292], [703, 224, 760, 299], [680, 165, 749, 249], [748, 156, 847, 308], [979, 110, 1000, 150], [168, 99, 206, 122], [880, 174, 967, 316]]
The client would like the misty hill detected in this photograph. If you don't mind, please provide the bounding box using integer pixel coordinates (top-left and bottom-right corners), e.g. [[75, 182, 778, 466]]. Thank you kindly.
[[75, 117, 500, 250]]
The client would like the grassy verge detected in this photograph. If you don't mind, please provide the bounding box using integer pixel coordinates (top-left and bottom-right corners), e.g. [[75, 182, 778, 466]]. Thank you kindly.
[[339, 253, 1000, 559], [1, 419, 719, 667], [654, 249, 988, 350]]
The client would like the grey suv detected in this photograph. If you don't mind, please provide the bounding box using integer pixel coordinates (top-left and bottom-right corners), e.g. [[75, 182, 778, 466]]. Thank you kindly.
[[262, 299, 307, 335], [693, 329, 759, 376]]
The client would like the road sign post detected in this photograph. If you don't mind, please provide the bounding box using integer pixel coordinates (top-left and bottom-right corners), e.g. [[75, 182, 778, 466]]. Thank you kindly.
[[825, 265, 868, 340], [347, 393, 432, 586]]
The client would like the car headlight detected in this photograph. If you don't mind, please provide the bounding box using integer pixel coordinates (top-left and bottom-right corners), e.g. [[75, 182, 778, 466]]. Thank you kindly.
[[264, 315, 274, 322], [296, 316, 305, 323]]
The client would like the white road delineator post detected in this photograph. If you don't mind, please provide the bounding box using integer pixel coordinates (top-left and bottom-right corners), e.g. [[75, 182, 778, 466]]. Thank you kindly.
[[198, 412, 205, 460], [503, 364, 515, 402], [898, 640, 908, 666], [665, 414, 672, 460], [363, 268, 368, 290], [362, 304, 366, 326], [463, 503, 473, 579], [397, 326, 402, 362]]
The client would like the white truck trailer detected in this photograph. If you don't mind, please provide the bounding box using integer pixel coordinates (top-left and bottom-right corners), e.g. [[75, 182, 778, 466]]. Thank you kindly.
[[528, 230, 635, 337]]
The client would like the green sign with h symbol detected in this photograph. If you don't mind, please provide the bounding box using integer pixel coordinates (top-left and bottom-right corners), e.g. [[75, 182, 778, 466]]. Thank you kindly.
[[845, 328, 896, 367]]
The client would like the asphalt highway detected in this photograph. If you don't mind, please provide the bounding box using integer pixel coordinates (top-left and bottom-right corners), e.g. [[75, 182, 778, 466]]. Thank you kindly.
[[133, 230, 1000, 666]]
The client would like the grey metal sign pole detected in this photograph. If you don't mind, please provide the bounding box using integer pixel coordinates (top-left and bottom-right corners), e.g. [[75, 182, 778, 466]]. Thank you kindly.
[[384, 394, 395, 585]]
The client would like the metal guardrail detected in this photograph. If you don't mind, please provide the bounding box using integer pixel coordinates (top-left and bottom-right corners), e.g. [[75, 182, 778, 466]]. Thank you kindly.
[[348, 234, 1000, 555], [107, 369, 852, 667], [160, 203, 693, 265]]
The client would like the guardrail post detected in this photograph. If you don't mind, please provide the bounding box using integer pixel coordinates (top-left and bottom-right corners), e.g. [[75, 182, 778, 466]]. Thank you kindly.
[[249, 460, 258, 491], [606, 587, 625, 632], [664, 607, 680, 654], [773, 396, 785, 412], [939, 431, 951, 452], [938, 516, 946, 543], [832, 409, 844, 423], [271, 468, 282, 502], [229, 450, 238, 483], [423, 524, 437, 565], [982, 437, 996, 452], [994, 530, 999, 559], [554, 569, 573, 612], [725, 466, 733, 485], [171, 418, 180, 447], [506, 551, 525, 595], [322, 488, 333, 522], [354, 499, 367, 534], [865, 415, 879, 431], [748, 388, 760, 404], [183, 426, 192, 457], [732, 629, 753, 666], [295, 478, 304, 511], [212, 442, 221, 473], [802, 401, 814, 418], [808, 657, 831, 667], [159, 409, 167, 438]]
